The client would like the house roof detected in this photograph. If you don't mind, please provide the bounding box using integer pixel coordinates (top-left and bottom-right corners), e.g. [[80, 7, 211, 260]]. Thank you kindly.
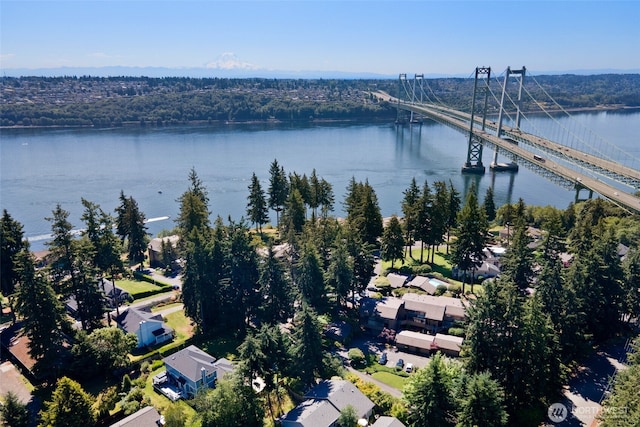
[[407, 276, 436, 294], [396, 330, 436, 350], [282, 398, 340, 427], [148, 235, 179, 253], [401, 293, 467, 321], [303, 380, 374, 417], [373, 298, 404, 321], [386, 273, 408, 289], [115, 307, 168, 335], [163, 345, 217, 383], [434, 333, 464, 353], [372, 416, 406, 427], [109, 406, 161, 427], [99, 278, 129, 299]]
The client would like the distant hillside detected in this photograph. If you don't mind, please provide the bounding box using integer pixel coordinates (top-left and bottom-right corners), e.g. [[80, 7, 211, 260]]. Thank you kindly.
[[1, 74, 638, 128]]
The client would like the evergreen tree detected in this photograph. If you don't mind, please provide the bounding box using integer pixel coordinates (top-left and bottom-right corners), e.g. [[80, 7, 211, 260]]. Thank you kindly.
[[337, 405, 359, 427], [450, 185, 488, 293], [283, 188, 306, 235], [415, 179, 433, 263], [46, 204, 77, 289], [0, 391, 29, 427], [226, 220, 260, 331], [259, 246, 294, 324], [403, 352, 457, 427], [267, 159, 289, 227], [0, 209, 25, 298], [456, 372, 508, 427], [483, 186, 496, 222], [346, 231, 376, 297], [114, 192, 147, 267], [295, 243, 327, 311], [599, 336, 640, 427], [14, 246, 68, 375], [429, 181, 449, 264], [445, 181, 461, 254], [401, 177, 421, 259], [292, 304, 324, 385], [344, 178, 383, 246], [622, 248, 640, 323], [246, 172, 269, 232], [381, 215, 404, 269], [500, 218, 534, 292], [197, 373, 264, 427], [318, 177, 335, 218], [39, 377, 96, 427], [325, 240, 353, 308]]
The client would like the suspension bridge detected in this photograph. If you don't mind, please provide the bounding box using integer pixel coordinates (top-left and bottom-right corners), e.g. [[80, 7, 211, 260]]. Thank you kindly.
[[373, 67, 640, 214]]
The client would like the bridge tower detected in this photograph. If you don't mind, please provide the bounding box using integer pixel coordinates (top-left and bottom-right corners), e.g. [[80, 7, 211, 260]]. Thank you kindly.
[[462, 66, 491, 174], [491, 66, 526, 171], [396, 74, 409, 124], [411, 74, 424, 124]]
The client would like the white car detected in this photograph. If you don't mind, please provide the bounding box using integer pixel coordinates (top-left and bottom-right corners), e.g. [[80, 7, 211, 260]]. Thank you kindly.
[[405, 363, 414, 373]]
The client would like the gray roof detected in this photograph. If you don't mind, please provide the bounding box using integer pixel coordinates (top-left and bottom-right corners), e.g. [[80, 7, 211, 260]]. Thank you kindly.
[[304, 380, 374, 417], [282, 380, 374, 427], [148, 235, 179, 253], [372, 416, 406, 427], [386, 273, 408, 288], [116, 307, 172, 335], [163, 345, 217, 383], [99, 278, 129, 298], [109, 406, 160, 427], [282, 399, 340, 427]]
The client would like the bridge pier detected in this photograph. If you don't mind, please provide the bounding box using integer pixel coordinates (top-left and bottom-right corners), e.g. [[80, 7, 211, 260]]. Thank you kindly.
[[575, 185, 594, 203]]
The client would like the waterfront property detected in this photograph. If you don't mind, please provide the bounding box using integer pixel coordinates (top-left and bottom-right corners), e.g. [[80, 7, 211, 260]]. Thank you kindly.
[[147, 235, 180, 269]]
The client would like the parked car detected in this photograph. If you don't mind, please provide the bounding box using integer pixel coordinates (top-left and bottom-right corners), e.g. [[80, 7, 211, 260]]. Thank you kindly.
[[395, 358, 404, 369], [378, 353, 388, 365], [405, 363, 414, 373]]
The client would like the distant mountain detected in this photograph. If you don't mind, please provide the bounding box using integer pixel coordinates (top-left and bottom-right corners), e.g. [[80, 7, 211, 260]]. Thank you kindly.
[[2, 66, 638, 79]]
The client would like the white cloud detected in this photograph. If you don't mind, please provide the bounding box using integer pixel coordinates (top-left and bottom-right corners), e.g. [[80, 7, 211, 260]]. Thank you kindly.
[[205, 52, 257, 70]]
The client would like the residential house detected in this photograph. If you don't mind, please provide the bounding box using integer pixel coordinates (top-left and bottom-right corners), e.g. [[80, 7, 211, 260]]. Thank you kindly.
[[281, 379, 374, 427], [407, 276, 437, 295], [99, 278, 131, 308], [109, 406, 161, 427], [395, 330, 465, 357], [386, 273, 409, 289], [115, 307, 174, 348], [371, 416, 406, 427], [360, 297, 403, 331], [160, 345, 234, 399], [147, 235, 180, 268], [401, 293, 466, 334]]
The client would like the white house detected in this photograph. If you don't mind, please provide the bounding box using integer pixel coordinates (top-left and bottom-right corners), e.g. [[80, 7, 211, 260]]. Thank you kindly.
[[115, 307, 174, 348]]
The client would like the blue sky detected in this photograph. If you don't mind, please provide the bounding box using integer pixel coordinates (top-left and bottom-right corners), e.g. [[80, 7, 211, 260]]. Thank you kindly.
[[1, 0, 639, 76]]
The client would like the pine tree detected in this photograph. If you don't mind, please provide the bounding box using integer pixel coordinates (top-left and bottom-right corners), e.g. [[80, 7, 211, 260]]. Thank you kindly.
[[246, 172, 269, 232], [325, 240, 353, 308], [1, 209, 25, 298], [258, 246, 294, 325], [295, 243, 327, 311], [456, 372, 508, 427], [267, 159, 289, 227], [415, 180, 433, 263], [445, 181, 461, 254], [483, 186, 496, 222], [429, 181, 450, 264], [450, 185, 488, 293], [39, 377, 96, 427], [401, 177, 420, 259], [292, 304, 324, 386], [403, 352, 457, 427], [381, 215, 404, 269], [14, 247, 68, 375], [500, 219, 534, 292], [0, 391, 29, 427]]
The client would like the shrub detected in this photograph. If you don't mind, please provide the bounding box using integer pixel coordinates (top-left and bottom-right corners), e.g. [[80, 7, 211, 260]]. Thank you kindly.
[[347, 348, 366, 367]]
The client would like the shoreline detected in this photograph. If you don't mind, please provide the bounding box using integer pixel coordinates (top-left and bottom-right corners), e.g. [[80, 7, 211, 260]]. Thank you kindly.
[[1, 106, 639, 131]]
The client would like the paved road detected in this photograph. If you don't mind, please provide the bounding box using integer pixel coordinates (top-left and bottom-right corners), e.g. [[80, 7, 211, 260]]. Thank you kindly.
[[542, 339, 631, 427]]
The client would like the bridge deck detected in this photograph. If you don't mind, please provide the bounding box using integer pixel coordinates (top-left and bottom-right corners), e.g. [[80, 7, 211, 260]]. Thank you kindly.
[[374, 91, 640, 213]]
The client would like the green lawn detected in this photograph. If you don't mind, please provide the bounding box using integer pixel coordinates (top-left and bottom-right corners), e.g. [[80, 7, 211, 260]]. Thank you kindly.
[[117, 278, 165, 295], [370, 371, 408, 389]]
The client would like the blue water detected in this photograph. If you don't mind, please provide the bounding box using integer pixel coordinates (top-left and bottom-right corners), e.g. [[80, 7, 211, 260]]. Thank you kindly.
[[1, 110, 639, 251]]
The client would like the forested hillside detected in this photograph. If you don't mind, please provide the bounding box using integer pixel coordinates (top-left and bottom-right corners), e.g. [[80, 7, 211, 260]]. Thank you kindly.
[[1, 74, 639, 127]]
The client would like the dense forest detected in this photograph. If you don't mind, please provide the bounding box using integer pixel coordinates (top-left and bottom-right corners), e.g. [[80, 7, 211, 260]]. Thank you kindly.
[[1, 160, 639, 426], [1, 73, 639, 127]]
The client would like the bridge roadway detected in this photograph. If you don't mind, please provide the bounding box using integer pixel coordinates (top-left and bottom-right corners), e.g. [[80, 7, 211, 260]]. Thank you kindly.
[[373, 91, 640, 214]]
